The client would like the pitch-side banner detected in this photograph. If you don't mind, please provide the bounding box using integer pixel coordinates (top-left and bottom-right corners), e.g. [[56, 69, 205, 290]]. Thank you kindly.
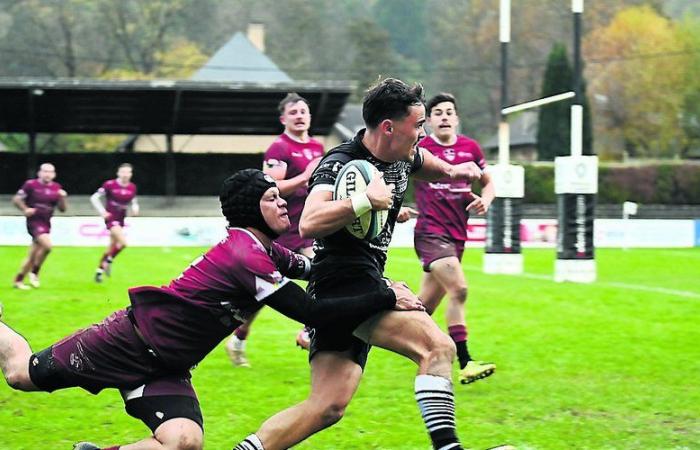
[[556, 193, 595, 259], [0, 216, 228, 247], [485, 197, 523, 253], [0, 216, 696, 248]]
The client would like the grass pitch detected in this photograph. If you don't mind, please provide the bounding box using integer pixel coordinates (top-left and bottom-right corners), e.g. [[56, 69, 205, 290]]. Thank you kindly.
[[0, 246, 699, 449]]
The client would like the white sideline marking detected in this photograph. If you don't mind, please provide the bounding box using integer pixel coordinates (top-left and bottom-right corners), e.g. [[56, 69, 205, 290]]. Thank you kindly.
[[390, 256, 700, 300]]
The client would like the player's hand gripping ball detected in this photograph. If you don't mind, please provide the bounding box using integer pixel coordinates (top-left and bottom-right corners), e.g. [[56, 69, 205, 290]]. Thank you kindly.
[[333, 160, 389, 240]]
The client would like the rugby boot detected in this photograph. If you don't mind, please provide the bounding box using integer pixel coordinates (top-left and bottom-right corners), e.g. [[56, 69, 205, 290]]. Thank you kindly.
[[459, 360, 496, 385], [28, 273, 40, 288], [73, 443, 100, 450], [13, 281, 30, 290]]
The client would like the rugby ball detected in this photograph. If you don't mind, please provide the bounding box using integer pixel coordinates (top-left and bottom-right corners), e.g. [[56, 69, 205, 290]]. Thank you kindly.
[[333, 160, 389, 240]]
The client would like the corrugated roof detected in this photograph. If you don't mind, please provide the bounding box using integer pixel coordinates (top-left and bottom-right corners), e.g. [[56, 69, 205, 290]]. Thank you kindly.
[[192, 32, 292, 83], [0, 78, 351, 135]]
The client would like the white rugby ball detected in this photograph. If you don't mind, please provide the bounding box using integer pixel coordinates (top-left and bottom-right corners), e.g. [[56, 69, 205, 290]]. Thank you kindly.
[[333, 160, 389, 240]]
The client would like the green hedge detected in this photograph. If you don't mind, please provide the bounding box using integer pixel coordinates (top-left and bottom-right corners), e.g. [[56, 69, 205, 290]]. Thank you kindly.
[[521, 163, 700, 204]]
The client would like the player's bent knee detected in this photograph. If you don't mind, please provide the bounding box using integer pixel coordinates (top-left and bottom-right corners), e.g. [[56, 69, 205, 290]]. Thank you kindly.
[[449, 286, 467, 303], [429, 333, 456, 362], [167, 433, 202, 450], [157, 421, 203, 450], [319, 402, 347, 428], [5, 369, 33, 391]]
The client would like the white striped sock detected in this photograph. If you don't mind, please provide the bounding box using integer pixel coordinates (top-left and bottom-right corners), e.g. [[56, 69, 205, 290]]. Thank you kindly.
[[233, 434, 264, 450], [415, 374, 461, 450]]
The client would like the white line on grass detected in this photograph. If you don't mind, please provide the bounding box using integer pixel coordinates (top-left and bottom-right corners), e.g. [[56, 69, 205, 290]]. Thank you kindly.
[[390, 256, 700, 300]]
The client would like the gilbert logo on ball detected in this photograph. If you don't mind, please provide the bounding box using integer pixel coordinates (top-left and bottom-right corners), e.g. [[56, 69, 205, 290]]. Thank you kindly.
[[333, 160, 388, 240]]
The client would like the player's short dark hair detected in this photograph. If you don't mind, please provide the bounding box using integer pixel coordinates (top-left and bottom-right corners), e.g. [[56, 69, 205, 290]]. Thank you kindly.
[[426, 93, 458, 116], [118, 163, 133, 170], [362, 78, 425, 129], [278, 92, 310, 114]]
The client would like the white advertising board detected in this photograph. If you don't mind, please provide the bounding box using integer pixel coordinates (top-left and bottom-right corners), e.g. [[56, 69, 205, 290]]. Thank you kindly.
[[0, 216, 696, 248]]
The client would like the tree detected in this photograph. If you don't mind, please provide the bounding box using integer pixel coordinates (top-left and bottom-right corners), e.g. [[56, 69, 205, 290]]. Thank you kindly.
[[584, 5, 689, 159], [677, 15, 700, 156], [373, 0, 427, 61], [347, 18, 397, 100], [97, 0, 191, 75], [536, 43, 593, 160]]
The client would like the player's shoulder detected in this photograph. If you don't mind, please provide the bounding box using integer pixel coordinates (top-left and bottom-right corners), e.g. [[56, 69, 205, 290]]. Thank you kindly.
[[457, 134, 482, 149], [269, 134, 290, 149], [224, 228, 280, 276], [326, 138, 365, 161], [52, 181, 63, 190], [22, 179, 37, 188], [308, 136, 325, 148], [225, 228, 269, 259], [315, 146, 356, 175], [419, 135, 437, 148]]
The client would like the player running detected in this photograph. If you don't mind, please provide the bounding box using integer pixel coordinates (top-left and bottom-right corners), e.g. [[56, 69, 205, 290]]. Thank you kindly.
[[0, 169, 420, 450], [12, 163, 67, 289], [412, 93, 496, 384], [90, 163, 139, 283], [232, 78, 484, 450], [226, 93, 324, 366]]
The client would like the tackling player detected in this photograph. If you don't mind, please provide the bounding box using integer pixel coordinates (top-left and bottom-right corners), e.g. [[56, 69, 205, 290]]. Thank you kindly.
[[91, 163, 139, 283], [12, 163, 67, 289], [0, 169, 420, 450]]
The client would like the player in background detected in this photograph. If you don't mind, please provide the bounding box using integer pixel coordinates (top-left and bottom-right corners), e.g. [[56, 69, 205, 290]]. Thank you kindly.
[[0, 168, 421, 450], [232, 78, 484, 450], [226, 93, 324, 366], [12, 163, 67, 289], [411, 93, 496, 385], [91, 163, 139, 283]]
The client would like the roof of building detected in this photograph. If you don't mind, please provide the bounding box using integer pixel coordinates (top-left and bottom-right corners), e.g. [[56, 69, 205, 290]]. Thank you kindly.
[[0, 78, 351, 135], [191, 32, 292, 83]]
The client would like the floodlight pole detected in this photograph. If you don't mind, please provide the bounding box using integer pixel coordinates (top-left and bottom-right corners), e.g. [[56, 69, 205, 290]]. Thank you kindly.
[[499, 0, 509, 166], [484, 0, 525, 275], [553, 0, 599, 282]]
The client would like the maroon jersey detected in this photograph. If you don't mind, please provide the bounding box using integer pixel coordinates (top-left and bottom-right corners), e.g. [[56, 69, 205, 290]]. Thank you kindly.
[[17, 178, 63, 221], [128, 228, 305, 370], [413, 135, 487, 242], [264, 133, 324, 250], [98, 179, 137, 223]]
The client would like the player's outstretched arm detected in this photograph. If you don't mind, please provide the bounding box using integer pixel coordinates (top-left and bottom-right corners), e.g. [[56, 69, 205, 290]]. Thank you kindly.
[[466, 172, 496, 215], [263, 282, 423, 328], [413, 150, 482, 182]]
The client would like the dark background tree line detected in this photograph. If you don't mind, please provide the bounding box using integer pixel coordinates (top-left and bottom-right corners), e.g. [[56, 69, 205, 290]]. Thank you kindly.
[[0, 0, 699, 160]]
